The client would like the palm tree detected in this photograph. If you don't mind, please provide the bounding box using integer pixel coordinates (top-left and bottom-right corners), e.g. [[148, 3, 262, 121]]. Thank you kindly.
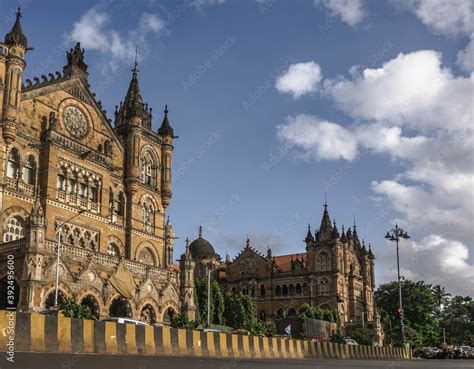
[[432, 285, 451, 313]]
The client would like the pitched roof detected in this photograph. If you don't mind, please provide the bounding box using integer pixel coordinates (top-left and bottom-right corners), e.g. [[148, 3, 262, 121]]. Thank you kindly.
[[273, 253, 307, 272]]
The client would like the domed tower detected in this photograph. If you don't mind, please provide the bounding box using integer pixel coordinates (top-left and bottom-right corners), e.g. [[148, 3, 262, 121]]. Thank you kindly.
[[188, 226, 220, 280], [1, 7, 29, 145]]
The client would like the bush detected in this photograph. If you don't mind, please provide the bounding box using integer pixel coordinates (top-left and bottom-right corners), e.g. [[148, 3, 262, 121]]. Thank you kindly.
[[171, 313, 197, 329], [59, 297, 95, 320]]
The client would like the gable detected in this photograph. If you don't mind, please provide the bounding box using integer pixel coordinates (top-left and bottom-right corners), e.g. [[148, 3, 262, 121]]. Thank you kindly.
[[21, 76, 124, 155]]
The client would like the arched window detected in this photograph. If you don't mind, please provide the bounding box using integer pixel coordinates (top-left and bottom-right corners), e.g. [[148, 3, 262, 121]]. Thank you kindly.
[[303, 283, 310, 295], [107, 243, 120, 257], [260, 310, 267, 321], [115, 192, 124, 216], [289, 284, 295, 295], [140, 151, 155, 187], [287, 308, 297, 317], [69, 172, 77, 196], [317, 251, 331, 272], [319, 277, 330, 295], [141, 199, 155, 234], [275, 285, 281, 296], [109, 188, 114, 214], [79, 176, 88, 198], [282, 285, 288, 296], [3, 216, 25, 242], [251, 286, 255, 297], [57, 167, 67, 191], [90, 181, 99, 203], [296, 283, 302, 294], [276, 308, 284, 319], [6, 148, 20, 179], [22, 155, 36, 185], [260, 284, 266, 297]]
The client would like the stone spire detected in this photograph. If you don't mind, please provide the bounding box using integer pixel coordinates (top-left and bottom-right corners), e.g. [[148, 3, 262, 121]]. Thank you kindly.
[[332, 219, 340, 238], [4, 7, 28, 48], [114, 53, 152, 129], [368, 243, 375, 259], [305, 224, 314, 243], [340, 225, 348, 243], [319, 199, 332, 241], [158, 105, 174, 137]]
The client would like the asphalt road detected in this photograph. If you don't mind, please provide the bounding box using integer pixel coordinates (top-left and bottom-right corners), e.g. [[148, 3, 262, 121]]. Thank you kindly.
[[2, 353, 473, 369]]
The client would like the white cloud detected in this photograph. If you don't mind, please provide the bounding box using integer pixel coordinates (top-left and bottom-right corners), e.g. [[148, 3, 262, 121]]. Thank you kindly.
[[277, 114, 358, 160], [276, 48, 474, 295], [275, 62, 322, 99], [324, 50, 473, 132], [379, 235, 474, 296], [457, 34, 474, 72], [191, 0, 226, 10], [314, 0, 367, 26], [67, 8, 165, 72], [392, 0, 473, 37]]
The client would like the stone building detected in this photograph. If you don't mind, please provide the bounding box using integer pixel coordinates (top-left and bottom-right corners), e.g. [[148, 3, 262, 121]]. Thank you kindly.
[[184, 204, 377, 326], [0, 10, 194, 324]]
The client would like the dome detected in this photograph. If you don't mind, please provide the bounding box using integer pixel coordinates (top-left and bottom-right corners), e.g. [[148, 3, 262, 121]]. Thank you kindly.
[[188, 226, 218, 259]]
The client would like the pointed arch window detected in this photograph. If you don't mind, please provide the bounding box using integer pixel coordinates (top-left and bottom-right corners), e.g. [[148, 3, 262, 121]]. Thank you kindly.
[[107, 243, 120, 257], [318, 277, 330, 296], [317, 251, 331, 272], [22, 155, 36, 185], [57, 167, 67, 191], [115, 191, 125, 216], [3, 216, 25, 242], [68, 172, 78, 196], [90, 181, 99, 203], [6, 148, 20, 179], [141, 199, 155, 234], [140, 151, 156, 187]]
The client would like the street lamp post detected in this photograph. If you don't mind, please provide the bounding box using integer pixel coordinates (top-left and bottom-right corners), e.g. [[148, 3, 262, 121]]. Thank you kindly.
[[385, 224, 410, 347], [53, 210, 85, 310]]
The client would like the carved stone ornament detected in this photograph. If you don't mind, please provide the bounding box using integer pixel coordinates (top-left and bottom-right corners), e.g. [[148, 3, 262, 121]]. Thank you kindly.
[[63, 106, 89, 139]]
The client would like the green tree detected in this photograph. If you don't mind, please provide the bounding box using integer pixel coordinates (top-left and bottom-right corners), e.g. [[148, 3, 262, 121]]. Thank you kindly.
[[211, 280, 225, 325], [241, 293, 254, 326], [441, 295, 473, 346], [223, 291, 246, 329], [375, 280, 440, 347]]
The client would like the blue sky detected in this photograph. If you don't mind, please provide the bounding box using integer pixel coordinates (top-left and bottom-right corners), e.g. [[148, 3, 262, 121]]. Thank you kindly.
[[3, 0, 472, 295]]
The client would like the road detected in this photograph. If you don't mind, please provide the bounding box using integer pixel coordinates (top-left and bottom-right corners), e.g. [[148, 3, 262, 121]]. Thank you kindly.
[[2, 353, 473, 369]]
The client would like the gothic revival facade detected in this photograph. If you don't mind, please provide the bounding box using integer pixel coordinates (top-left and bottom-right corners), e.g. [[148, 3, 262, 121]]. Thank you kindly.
[[0, 10, 194, 324], [183, 205, 376, 326]]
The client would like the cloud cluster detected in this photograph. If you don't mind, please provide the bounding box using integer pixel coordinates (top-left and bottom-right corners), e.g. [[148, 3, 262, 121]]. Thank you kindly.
[[314, 0, 367, 26], [66, 8, 165, 72], [276, 46, 473, 295], [275, 62, 322, 99]]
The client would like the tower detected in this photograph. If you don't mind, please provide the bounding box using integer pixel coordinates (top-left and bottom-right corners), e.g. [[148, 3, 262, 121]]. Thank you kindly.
[[179, 238, 196, 320], [158, 105, 174, 209], [1, 7, 28, 145], [18, 197, 46, 311]]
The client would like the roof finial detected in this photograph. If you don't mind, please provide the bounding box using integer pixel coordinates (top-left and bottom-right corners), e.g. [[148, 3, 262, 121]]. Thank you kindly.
[[164, 104, 168, 116], [324, 191, 328, 209], [132, 46, 139, 74], [353, 213, 357, 229], [185, 238, 190, 247], [16, 6, 22, 20], [198, 226, 203, 238]]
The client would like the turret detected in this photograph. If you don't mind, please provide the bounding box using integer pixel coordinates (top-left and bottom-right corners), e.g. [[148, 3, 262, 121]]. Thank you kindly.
[[19, 196, 46, 311], [159, 105, 175, 208], [2, 8, 29, 145], [164, 216, 176, 267], [179, 238, 196, 320]]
